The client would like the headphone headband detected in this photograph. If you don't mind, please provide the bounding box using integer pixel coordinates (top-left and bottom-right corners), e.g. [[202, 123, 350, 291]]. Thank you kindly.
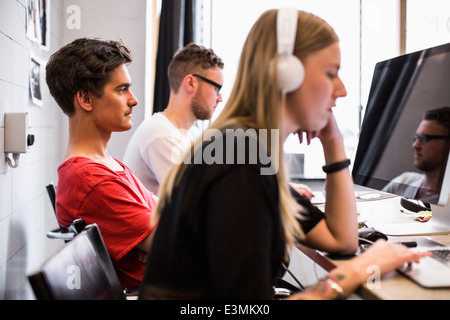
[[276, 8, 304, 93], [277, 8, 298, 57]]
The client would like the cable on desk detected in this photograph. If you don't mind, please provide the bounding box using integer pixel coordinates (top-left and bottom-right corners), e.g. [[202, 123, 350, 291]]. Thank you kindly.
[[282, 262, 305, 291]]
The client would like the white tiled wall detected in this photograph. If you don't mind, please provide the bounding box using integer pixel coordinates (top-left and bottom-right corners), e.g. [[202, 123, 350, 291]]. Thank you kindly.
[[0, 0, 148, 299], [0, 0, 67, 300]]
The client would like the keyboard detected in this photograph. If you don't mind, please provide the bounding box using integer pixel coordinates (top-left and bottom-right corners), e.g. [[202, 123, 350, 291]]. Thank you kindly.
[[398, 245, 450, 288], [431, 248, 450, 266]]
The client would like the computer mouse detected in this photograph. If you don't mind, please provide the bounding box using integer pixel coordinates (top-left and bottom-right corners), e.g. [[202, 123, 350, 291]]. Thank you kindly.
[[358, 227, 388, 245]]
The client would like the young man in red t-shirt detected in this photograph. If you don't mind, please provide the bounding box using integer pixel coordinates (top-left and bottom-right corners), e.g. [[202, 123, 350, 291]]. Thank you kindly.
[[46, 38, 157, 289]]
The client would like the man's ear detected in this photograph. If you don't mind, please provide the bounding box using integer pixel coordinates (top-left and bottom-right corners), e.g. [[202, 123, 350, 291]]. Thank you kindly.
[[183, 74, 196, 94], [75, 90, 94, 112]]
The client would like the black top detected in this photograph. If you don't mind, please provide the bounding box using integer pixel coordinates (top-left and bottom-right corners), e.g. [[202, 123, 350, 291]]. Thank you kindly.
[[140, 130, 324, 300]]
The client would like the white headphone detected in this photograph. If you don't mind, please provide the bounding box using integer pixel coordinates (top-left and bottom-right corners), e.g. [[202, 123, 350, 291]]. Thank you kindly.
[[276, 8, 305, 93]]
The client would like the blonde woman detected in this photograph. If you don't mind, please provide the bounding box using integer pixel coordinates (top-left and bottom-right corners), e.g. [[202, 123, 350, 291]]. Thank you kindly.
[[140, 9, 429, 300]]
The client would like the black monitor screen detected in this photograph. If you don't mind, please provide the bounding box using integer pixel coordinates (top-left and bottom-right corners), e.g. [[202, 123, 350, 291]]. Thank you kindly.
[[352, 43, 450, 205]]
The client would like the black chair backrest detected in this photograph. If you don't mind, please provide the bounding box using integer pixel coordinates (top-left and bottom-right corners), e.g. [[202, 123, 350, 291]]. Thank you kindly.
[[28, 224, 125, 300], [46, 183, 57, 214], [45, 182, 78, 241]]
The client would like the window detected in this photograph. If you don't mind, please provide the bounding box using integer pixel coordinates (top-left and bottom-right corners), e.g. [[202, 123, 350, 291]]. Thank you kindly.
[[406, 0, 450, 52], [194, 0, 448, 178], [207, 0, 392, 178]]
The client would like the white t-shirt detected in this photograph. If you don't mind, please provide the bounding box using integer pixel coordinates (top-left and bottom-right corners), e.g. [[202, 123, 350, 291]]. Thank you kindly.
[[383, 172, 424, 199], [382, 171, 438, 203], [123, 113, 200, 195]]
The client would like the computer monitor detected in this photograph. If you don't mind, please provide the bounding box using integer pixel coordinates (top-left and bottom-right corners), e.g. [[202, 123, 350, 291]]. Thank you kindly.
[[352, 42, 450, 235]]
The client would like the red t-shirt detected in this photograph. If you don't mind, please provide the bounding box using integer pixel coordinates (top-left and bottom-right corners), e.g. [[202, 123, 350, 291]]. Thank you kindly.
[[56, 157, 157, 289]]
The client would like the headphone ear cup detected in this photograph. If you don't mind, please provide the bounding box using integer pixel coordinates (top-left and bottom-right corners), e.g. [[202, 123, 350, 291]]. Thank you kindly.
[[277, 55, 304, 93]]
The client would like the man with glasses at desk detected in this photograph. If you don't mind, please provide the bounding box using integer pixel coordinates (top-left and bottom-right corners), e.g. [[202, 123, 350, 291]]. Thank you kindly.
[[384, 107, 450, 204], [124, 43, 224, 194]]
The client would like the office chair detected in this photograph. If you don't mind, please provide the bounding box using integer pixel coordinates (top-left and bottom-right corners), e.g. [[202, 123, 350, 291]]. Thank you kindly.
[[45, 183, 82, 241], [46, 183, 57, 214], [28, 224, 126, 300]]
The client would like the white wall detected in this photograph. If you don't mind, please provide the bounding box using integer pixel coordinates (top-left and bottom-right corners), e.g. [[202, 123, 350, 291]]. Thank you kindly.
[[0, 0, 148, 299], [62, 0, 148, 161], [0, 0, 66, 300]]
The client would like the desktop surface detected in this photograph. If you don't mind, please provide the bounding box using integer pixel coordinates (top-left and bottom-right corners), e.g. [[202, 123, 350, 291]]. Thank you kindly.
[[295, 179, 450, 299], [296, 179, 450, 236]]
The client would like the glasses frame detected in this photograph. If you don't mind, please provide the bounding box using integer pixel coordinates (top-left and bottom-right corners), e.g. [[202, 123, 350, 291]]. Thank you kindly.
[[192, 74, 222, 93], [412, 134, 450, 145]]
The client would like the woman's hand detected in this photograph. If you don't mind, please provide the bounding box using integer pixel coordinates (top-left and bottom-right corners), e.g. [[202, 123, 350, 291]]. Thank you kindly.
[[296, 129, 317, 146], [316, 112, 342, 146], [295, 112, 342, 148], [290, 240, 431, 300], [354, 240, 432, 278], [289, 182, 314, 199]]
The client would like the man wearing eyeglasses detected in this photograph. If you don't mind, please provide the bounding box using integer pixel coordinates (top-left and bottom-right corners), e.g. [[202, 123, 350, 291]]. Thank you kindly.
[[123, 43, 224, 194], [383, 107, 450, 204]]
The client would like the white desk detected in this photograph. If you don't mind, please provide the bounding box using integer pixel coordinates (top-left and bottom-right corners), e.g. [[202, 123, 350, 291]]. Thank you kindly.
[[297, 191, 450, 300]]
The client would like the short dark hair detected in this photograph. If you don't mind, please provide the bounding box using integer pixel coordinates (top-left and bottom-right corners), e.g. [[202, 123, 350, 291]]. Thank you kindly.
[[424, 107, 450, 134], [168, 43, 224, 93], [46, 38, 133, 116]]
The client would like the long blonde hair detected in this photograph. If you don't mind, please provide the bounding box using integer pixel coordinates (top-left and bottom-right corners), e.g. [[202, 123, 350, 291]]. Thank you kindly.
[[156, 9, 339, 248]]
